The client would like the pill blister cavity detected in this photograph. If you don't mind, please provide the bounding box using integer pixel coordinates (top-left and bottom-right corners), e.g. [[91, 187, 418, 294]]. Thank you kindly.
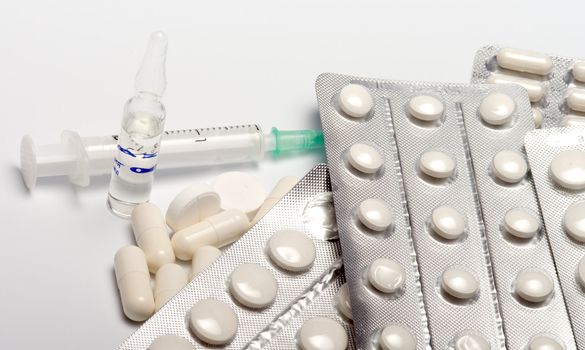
[[346, 143, 384, 175], [573, 61, 585, 83], [267, 229, 316, 272], [491, 150, 528, 184], [549, 150, 585, 190], [496, 48, 553, 76], [229, 263, 277, 309], [336, 283, 353, 320], [379, 324, 417, 350], [452, 333, 490, 350], [479, 92, 515, 127], [338, 84, 374, 119], [367, 258, 406, 295], [567, 89, 585, 113], [189, 298, 238, 345], [357, 198, 394, 233], [486, 73, 544, 103], [440, 266, 479, 301], [528, 334, 565, 350], [513, 270, 554, 304], [533, 108, 543, 129], [578, 256, 585, 289], [302, 192, 338, 240], [430, 206, 467, 241], [148, 335, 194, 350], [297, 317, 348, 350], [418, 150, 456, 180], [407, 95, 444, 123], [502, 208, 541, 241], [563, 200, 585, 243]]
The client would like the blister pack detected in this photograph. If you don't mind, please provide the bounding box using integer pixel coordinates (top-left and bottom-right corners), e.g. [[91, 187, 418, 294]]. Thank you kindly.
[[116, 164, 355, 350], [471, 45, 585, 128], [525, 126, 585, 349], [317, 73, 511, 349]]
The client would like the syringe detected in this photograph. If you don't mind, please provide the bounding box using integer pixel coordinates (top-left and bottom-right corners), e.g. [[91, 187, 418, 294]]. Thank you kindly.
[[20, 125, 324, 190]]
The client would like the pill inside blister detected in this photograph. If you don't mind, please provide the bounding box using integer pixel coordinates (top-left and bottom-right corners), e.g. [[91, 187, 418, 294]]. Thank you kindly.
[[298, 317, 348, 350], [379, 324, 417, 350], [514, 270, 554, 303], [336, 283, 353, 320], [367, 258, 406, 294], [338, 84, 374, 118], [496, 48, 553, 76], [491, 150, 528, 184], [189, 298, 238, 345], [563, 114, 585, 127], [430, 206, 466, 240], [419, 151, 455, 179], [578, 256, 585, 289], [357, 198, 394, 232], [528, 335, 565, 350], [503, 208, 541, 239], [549, 150, 585, 190], [573, 61, 585, 83], [229, 263, 277, 309], [407, 95, 444, 122], [486, 73, 544, 102], [267, 229, 316, 272], [563, 201, 585, 242], [479, 92, 515, 126], [533, 108, 543, 129], [440, 267, 479, 300], [347, 143, 383, 174], [567, 89, 585, 113], [453, 333, 490, 350], [148, 335, 194, 350]]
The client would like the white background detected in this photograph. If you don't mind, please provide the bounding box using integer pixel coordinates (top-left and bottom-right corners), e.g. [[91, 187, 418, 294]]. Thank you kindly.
[[1, 0, 583, 349]]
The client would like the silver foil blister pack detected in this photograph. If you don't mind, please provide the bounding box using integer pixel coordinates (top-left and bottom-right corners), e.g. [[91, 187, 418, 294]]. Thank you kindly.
[[317, 73, 507, 349], [525, 127, 585, 349], [471, 44, 585, 128], [117, 164, 355, 350]]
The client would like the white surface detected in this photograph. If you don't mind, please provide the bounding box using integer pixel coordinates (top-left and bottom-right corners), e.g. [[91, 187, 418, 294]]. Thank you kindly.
[[563, 200, 585, 242], [228, 263, 277, 309], [338, 84, 374, 118], [479, 92, 516, 126], [430, 206, 466, 240], [514, 270, 554, 303], [491, 150, 528, 184], [348, 143, 383, 174], [440, 267, 479, 300], [165, 183, 221, 231], [379, 324, 417, 350], [503, 208, 540, 239], [367, 258, 405, 294], [2, 0, 585, 348], [419, 150, 455, 179], [550, 150, 585, 190], [407, 95, 445, 122], [188, 298, 238, 345], [357, 198, 394, 232], [298, 317, 348, 350], [266, 229, 316, 272], [335, 283, 352, 320], [454, 334, 491, 350]]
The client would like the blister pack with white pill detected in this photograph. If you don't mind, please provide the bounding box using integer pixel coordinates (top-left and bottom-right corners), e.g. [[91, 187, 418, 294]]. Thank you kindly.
[[117, 164, 355, 350], [472, 45, 585, 128], [525, 126, 585, 349], [316, 73, 515, 349]]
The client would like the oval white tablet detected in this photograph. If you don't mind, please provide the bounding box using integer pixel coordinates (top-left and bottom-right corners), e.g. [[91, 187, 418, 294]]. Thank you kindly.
[[549, 150, 585, 190], [166, 183, 221, 232], [229, 263, 277, 308], [419, 150, 455, 179], [189, 298, 237, 345], [563, 201, 585, 242], [533, 108, 543, 129], [514, 270, 554, 303], [338, 84, 374, 118], [487, 73, 544, 103], [578, 256, 585, 289], [298, 317, 348, 350], [267, 229, 316, 272], [336, 283, 352, 320], [212, 171, 266, 219], [528, 335, 565, 350], [379, 324, 417, 350], [430, 206, 466, 240], [479, 92, 516, 126], [496, 47, 553, 76], [491, 150, 528, 184], [367, 258, 406, 294], [357, 198, 394, 232], [567, 89, 585, 113], [573, 61, 585, 83], [148, 335, 194, 350], [503, 208, 541, 239], [347, 143, 383, 174], [441, 267, 479, 300], [407, 95, 444, 122], [453, 333, 491, 350]]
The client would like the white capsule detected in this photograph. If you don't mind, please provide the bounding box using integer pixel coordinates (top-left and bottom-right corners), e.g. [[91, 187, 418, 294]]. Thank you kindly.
[[379, 324, 417, 350], [514, 270, 554, 303], [407, 95, 444, 122], [430, 206, 466, 240], [229, 263, 277, 309], [573, 61, 585, 83], [154, 263, 188, 311], [487, 73, 545, 102], [453, 333, 490, 350], [479, 92, 516, 126], [298, 317, 348, 350], [564, 114, 585, 127], [567, 89, 585, 113], [189, 298, 238, 345], [367, 258, 405, 294], [563, 201, 585, 242], [267, 229, 315, 272], [441, 267, 479, 300], [419, 150, 455, 179], [190, 245, 222, 279], [528, 335, 565, 350], [533, 108, 543, 129], [550, 150, 585, 190], [114, 246, 155, 322], [497, 48, 553, 76], [212, 171, 266, 219], [252, 176, 299, 225], [347, 143, 383, 174], [491, 150, 528, 184], [336, 283, 352, 320], [148, 335, 194, 350], [132, 203, 175, 273], [578, 256, 585, 289], [357, 198, 394, 232], [503, 208, 541, 239], [338, 84, 374, 118], [165, 183, 221, 232], [172, 209, 250, 261]]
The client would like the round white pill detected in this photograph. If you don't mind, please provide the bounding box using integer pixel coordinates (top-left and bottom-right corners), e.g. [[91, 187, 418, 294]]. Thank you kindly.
[[419, 151, 455, 179], [338, 84, 374, 118], [212, 171, 267, 218], [189, 298, 237, 345], [533, 108, 543, 129], [379, 324, 417, 350], [441, 267, 479, 300], [563, 201, 585, 242], [336, 283, 352, 320], [514, 270, 554, 303], [229, 264, 277, 308], [549, 150, 585, 190], [407, 95, 444, 122], [347, 143, 383, 174], [148, 335, 194, 350], [528, 335, 564, 350], [578, 256, 585, 289], [166, 183, 221, 232], [357, 198, 394, 232], [267, 229, 316, 272], [491, 150, 528, 184], [430, 206, 466, 240], [479, 92, 516, 126], [367, 258, 406, 294], [298, 317, 348, 350], [503, 208, 541, 239], [453, 333, 490, 350]]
